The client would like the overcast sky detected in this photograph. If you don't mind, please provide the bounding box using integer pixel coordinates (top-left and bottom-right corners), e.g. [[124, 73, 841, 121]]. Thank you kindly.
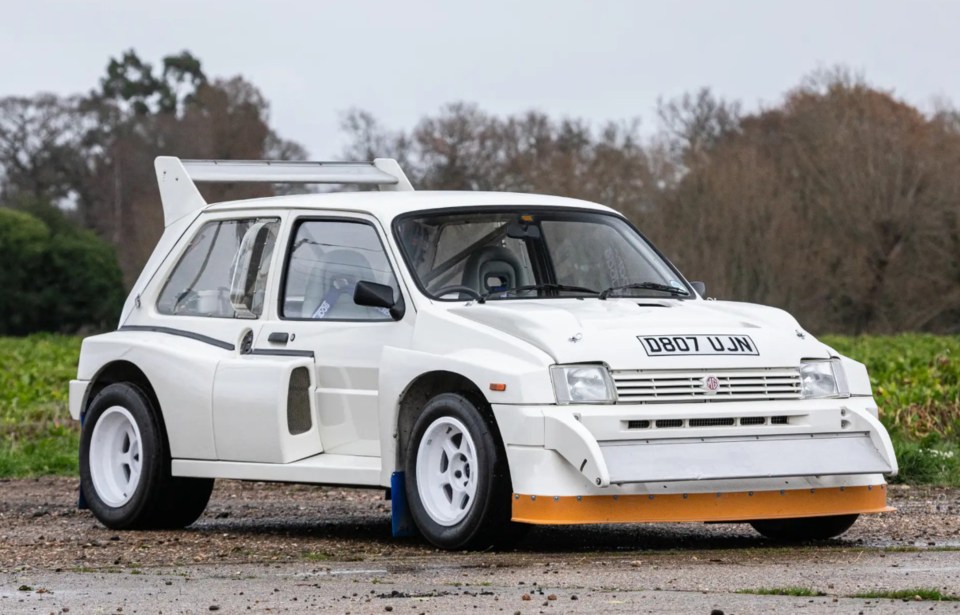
[[2, 1, 959, 159]]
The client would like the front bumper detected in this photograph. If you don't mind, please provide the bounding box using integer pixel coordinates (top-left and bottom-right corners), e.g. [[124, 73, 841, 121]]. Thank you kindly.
[[492, 397, 897, 523]]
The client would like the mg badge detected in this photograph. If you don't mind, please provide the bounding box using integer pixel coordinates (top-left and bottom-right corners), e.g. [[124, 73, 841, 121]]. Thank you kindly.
[[703, 375, 720, 394]]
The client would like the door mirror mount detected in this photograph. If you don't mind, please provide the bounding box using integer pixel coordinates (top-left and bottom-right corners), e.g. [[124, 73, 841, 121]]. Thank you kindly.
[[691, 281, 706, 297]]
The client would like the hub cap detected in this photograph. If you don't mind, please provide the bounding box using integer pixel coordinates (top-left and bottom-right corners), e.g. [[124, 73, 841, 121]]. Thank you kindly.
[[89, 406, 143, 507], [416, 416, 478, 526]]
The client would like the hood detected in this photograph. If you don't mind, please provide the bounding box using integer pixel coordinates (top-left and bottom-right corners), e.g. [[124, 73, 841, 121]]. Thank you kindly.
[[446, 298, 831, 369]]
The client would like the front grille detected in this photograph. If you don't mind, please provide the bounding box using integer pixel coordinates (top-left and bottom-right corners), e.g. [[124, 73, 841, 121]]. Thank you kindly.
[[612, 368, 802, 404]]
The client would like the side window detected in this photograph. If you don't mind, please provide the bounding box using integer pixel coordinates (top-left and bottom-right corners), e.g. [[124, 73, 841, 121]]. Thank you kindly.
[[283, 220, 400, 321], [157, 218, 279, 318]]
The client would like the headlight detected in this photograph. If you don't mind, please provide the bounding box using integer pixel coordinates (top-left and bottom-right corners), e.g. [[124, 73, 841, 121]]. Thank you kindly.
[[550, 365, 616, 404], [799, 359, 849, 399]]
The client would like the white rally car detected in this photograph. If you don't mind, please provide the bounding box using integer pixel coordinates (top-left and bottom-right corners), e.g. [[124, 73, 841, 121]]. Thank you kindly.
[[70, 157, 897, 548]]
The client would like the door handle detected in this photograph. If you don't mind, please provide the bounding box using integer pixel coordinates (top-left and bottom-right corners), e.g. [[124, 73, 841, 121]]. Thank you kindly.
[[267, 332, 290, 344]]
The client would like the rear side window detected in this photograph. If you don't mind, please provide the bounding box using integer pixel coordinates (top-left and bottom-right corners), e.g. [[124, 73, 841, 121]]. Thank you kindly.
[[157, 218, 279, 318]]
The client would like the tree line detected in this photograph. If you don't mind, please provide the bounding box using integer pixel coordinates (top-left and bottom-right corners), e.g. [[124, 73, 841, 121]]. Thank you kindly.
[[341, 69, 960, 335], [1, 52, 957, 335], [0, 50, 305, 334]]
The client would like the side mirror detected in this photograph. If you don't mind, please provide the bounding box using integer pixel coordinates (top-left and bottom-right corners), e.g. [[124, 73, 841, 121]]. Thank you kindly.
[[354, 280, 405, 320], [691, 281, 706, 297]]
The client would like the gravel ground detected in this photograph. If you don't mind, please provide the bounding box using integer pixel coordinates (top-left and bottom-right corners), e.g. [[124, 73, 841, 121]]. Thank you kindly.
[[1, 479, 959, 613]]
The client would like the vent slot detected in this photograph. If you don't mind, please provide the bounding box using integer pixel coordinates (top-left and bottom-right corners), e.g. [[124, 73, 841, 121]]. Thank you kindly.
[[655, 419, 683, 428], [740, 416, 765, 426], [287, 367, 312, 435], [627, 420, 651, 429], [689, 417, 735, 427], [771, 415, 789, 425]]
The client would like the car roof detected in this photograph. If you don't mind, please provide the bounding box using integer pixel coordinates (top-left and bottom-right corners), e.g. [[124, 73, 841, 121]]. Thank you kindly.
[[202, 190, 619, 224]]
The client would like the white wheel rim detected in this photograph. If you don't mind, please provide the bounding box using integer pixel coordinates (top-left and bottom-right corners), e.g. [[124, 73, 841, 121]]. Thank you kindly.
[[416, 416, 479, 526], [89, 406, 143, 507]]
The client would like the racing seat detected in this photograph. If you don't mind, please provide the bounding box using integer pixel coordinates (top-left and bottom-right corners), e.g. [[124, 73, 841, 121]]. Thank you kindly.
[[301, 249, 382, 319], [462, 246, 529, 294]]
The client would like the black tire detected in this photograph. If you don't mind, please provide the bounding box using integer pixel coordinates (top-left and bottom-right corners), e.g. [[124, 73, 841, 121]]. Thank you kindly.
[[750, 514, 859, 541], [404, 392, 520, 550], [79, 382, 213, 530]]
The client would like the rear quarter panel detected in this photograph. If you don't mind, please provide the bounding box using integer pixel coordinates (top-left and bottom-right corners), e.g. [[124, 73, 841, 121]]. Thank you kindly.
[[76, 331, 224, 459]]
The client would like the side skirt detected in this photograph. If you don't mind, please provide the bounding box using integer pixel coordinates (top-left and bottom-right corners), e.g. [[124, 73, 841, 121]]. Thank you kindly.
[[172, 454, 382, 486]]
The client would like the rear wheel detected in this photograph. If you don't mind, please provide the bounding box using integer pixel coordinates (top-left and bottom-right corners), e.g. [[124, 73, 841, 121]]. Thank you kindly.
[[80, 382, 213, 530], [750, 514, 859, 541], [404, 392, 519, 549]]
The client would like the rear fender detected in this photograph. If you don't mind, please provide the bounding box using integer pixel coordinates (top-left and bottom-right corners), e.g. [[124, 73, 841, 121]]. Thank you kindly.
[[75, 331, 227, 460]]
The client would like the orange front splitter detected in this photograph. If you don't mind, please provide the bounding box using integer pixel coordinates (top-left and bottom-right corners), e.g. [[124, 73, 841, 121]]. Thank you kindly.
[[512, 485, 892, 525]]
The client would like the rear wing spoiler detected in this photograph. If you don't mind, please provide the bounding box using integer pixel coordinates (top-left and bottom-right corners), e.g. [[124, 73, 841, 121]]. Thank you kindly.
[[154, 157, 413, 227]]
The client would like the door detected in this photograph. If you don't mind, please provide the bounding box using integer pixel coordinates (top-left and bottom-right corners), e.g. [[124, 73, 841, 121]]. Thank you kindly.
[[257, 216, 414, 457]]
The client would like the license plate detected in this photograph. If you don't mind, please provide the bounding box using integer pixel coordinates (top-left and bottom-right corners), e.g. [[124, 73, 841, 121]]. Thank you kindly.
[[638, 334, 759, 356]]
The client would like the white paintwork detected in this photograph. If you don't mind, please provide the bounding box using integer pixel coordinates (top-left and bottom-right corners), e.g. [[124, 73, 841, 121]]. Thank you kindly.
[[89, 406, 142, 507], [544, 412, 610, 487], [70, 156, 898, 516], [212, 355, 320, 463], [68, 379, 88, 420], [260, 211, 416, 457], [171, 453, 380, 485], [179, 159, 408, 188], [154, 157, 207, 227], [415, 416, 478, 525], [277, 318, 412, 456]]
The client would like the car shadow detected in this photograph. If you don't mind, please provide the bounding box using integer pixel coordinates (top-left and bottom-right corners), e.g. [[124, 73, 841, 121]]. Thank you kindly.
[[191, 514, 857, 554]]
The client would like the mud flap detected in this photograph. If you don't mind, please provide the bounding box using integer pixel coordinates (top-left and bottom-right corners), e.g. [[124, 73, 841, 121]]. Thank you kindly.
[[390, 471, 415, 538], [78, 411, 88, 510]]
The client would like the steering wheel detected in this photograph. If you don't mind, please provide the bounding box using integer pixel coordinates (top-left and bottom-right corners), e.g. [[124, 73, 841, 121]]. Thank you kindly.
[[432, 286, 483, 301]]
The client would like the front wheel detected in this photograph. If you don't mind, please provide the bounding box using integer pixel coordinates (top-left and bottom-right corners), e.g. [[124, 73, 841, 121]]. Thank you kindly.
[[404, 392, 517, 549], [750, 514, 859, 541], [80, 382, 213, 530]]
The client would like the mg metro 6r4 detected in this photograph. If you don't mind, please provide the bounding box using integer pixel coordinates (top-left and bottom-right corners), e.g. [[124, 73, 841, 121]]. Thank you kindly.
[[69, 157, 897, 549]]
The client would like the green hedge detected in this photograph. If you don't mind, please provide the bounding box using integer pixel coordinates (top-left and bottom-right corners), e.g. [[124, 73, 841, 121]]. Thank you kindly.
[[0, 207, 124, 335]]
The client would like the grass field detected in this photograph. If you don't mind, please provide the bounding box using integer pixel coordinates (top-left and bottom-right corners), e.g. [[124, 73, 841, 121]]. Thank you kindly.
[[1, 334, 958, 483], [0, 335, 81, 476]]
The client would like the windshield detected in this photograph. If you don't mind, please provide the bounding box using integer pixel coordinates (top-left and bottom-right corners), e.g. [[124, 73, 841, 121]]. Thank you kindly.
[[394, 208, 691, 301]]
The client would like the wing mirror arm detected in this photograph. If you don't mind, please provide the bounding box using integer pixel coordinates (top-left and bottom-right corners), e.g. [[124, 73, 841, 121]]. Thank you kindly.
[[354, 280, 405, 320], [690, 281, 706, 297]]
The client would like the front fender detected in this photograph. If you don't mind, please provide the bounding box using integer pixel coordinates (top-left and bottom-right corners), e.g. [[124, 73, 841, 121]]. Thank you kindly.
[[377, 345, 554, 483]]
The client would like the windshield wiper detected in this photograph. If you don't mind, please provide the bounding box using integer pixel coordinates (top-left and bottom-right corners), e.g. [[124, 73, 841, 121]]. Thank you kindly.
[[599, 282, 689, 300], [482, 283, 600, 301]]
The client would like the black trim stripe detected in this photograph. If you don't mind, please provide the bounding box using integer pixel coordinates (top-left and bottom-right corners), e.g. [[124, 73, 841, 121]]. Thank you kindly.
[[248, 348, 315, 358], [118, 325, 235, 351]]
